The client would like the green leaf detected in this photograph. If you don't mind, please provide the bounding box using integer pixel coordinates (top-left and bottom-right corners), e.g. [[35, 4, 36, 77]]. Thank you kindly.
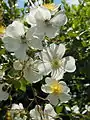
[[19, 79, 28, 92], [86, 7, 90, 17], [56, 106, 63, 114], [0, 48, 5, 56], [13, 80, 21, 90]]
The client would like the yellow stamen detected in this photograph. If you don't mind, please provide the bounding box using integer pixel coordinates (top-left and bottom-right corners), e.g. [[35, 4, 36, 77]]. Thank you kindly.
[[50, 81, 63, 94], [43, 3, 55, 10], [0, 25, 5, 34]]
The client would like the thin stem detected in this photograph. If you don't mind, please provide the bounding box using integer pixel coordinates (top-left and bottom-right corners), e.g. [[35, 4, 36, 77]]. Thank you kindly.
[[31, 85, 43, 120], [36, 95, 47, 101]]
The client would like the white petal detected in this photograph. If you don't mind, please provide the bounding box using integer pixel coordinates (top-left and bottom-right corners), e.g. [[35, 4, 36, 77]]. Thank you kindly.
[[71, 105, 79, 113], [56, 44, 66, 58], [14, 44, 28, 60], [59, 93, 71, 103], [59, 81, 67, 86], [41, 50, 51, 62], [44, 104, 57, 117], [24, 66, 42, 83], [45, 77, 59, 85], [38, 62, 51, 75], [11, 104, 20, 110], [27, 35, 43, 50], [45, 77, 52, 84], [0, 84, 9, 101], [0, 92, 9, 101], [45, 43, 65, 62], [30, 37, 43, 50], [30, 105, 41, 120], [35, 24, 58, 38], [63, 86, 70, 93], [82, 110, 87, 114], [50, 11, 67, 27], [6, 21, 25, 38], [87, 106, 90, 112], [51, 68, 64, 80], [63, 56, 76, 72], [42, 47, 53, 61], [26, 27, 36, 39], [35, 6, 51, 21], [65, 106, 71, 111], [19, 103, 24, 109], [25, 8, 37, 25], [13, 60, 23, 70], [47, 94, 59, 105], [2, 37, 20, 52], [59, 81, 70, 93], [41, 85, 52, 93], [49, 43, 57, 57], [26, 27, 43, 49]]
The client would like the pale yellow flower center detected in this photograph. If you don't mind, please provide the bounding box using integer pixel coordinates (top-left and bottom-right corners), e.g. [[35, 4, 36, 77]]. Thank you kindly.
[[0, 25, 5, 34], [50, 81, 63, 94], [51, 58, 62, 69], [43, 3, 55, 10]]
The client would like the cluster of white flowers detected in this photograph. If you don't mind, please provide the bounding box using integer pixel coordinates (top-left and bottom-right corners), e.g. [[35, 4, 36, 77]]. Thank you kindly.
[[10, 103, 57, 120], [1, 0, 76, 107], [10, 103, 27, 120], [30, 103, 57, 120]]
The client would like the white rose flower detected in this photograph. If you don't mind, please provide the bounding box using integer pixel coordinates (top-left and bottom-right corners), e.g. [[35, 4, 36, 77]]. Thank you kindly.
[[26, 5, 67, 38], [23, 58, 42, 83], [11, 103, 27, 120], [33, 6, 57, 38], [0, 83, 9, 101], [2, 21, 28, 60], [30, 104, 57, 120], [11, 103, 24, 110], [38, 43, 76, 80], [2, 21, 36, 60], [71, 105, 80, 113], [26, 6, 57, 39], [41, 77, 71, 105]]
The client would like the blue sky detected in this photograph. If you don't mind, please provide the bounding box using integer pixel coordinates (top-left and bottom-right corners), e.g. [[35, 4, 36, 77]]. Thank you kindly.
[[55, 0, 61, 4], [4, 0, 61, 8], [18, 0, 62, 7], [10, 0, 79, 8], [18, 0, 24, 8]]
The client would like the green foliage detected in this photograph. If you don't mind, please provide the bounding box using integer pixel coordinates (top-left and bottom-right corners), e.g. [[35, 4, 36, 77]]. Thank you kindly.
[[0, 0, 90, 119]]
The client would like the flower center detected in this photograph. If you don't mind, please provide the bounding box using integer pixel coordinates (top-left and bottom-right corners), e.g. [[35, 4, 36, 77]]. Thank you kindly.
[[44, 19, 51, 26], [43, 4, 55, 11], [51, 58, 62, 69], [50, 81, 63, 94]]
